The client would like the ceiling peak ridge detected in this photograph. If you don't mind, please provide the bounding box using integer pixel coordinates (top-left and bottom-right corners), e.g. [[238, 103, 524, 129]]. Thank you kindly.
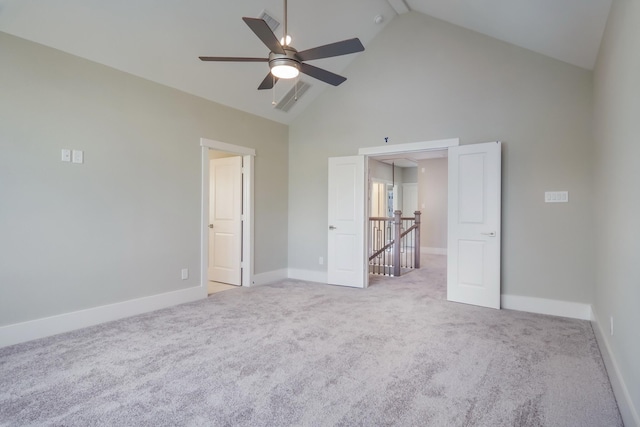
[[387, 0, 410, 15]]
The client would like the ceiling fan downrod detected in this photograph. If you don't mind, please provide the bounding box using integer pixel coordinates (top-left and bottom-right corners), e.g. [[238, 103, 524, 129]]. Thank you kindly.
[[283, 0, 288, 46]]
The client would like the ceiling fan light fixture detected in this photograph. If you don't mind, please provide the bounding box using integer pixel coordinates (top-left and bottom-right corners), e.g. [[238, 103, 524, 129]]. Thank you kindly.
[[270, 58, 300, 79]]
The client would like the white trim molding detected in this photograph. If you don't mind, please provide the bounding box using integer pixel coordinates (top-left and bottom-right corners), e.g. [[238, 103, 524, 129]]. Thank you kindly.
[[592, 312, 640, 427], [288, 269, 329, 284], [252, 269, 288, 286], [501, 294, 593, 321], [0, 286, 204, 348], [358, 138, 460, 156], [200, 137, 256, 156]]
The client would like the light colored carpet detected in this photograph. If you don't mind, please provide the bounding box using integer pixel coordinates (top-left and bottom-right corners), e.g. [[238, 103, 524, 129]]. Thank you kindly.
[[0, 255, 622, 426]]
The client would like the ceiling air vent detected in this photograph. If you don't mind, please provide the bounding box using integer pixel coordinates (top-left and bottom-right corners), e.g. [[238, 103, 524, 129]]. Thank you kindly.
[[274, 81, 311, 112], [258, 10, 280, 33]]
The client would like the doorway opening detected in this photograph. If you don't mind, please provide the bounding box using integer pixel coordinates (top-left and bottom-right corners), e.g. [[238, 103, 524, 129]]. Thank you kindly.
[[330, 139, 501, 309], [358, 138, 458, 289], [200, 138, 255, 295], [208, 152, 242, 295], [367, 150, 449, 282]]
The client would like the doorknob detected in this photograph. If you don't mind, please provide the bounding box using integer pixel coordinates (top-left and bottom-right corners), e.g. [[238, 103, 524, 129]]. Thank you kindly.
[[329, 225, 337, 230], [480, 231, 496, 237], [209, 224, 214, 229]]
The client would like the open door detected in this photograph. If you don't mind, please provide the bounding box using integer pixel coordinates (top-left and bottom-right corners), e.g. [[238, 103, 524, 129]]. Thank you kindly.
[[327, 156, 366, 288], [447, 141, 501, 309], [209, 156, 242, 286]]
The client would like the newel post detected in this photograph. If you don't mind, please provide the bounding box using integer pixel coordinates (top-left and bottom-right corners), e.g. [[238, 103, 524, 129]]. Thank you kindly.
[[414, 211, 421, 269], [393, 210, 402, 277]]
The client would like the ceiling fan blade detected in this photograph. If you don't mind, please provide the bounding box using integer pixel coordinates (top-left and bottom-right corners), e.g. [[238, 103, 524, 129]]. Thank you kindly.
[[300, 63, 347, 86], [258, 73, 279, 90], [296, 38, 364, 61], [242, 17, 285, 55], [199, 57, 268, 62]]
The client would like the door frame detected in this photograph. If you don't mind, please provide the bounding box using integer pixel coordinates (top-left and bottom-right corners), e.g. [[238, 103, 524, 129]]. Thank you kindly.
[[358, 138, 460, 288], [200, 138, 255, 291]]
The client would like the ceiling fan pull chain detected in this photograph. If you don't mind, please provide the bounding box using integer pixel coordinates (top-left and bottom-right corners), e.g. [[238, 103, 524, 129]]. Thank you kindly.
[[294, 75, 298, 101], [272, 75, 277, 105]]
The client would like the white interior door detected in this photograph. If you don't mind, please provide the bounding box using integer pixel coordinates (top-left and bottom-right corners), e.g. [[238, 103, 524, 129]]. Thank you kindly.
[[447, 141, 501, 309], [209, 156, 242, 286], [327, 156, 366, 288]]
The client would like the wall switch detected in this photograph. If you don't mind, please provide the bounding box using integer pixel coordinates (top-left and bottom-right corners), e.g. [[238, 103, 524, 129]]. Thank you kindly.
[[181, 268, 189, 280], [319, 257, 324, 265], [545, 191, 569, 203], [61, 149, 71, 162], [72, 150, 84, 164]]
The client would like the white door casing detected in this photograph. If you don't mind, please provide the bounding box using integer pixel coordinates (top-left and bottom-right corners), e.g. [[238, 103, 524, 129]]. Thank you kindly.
[[327, 156, 366, 288], [209, 157, 242, 286], [447, 141, 502, 309]]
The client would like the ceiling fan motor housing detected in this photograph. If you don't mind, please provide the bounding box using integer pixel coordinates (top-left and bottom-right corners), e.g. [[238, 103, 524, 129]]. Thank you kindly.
[[269, 47, 301, 72]]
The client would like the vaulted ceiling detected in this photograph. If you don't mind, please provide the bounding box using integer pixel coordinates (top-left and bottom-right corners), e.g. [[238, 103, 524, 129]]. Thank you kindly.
[[0, 0, 611, 124]]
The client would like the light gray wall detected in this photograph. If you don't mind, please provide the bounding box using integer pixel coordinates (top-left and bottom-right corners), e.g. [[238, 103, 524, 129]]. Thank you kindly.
[[0, 33, 288, 326], [368, 159, 393, 183], [417, 158, 447, 250], [593, 0, 640, 422], [401, 167, 417, 184], [288, 12, 595, 303]]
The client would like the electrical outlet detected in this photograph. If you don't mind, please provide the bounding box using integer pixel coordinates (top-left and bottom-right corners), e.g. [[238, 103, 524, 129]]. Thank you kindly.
[[181, 268, 189, 280], [319, 256, 324, 265]]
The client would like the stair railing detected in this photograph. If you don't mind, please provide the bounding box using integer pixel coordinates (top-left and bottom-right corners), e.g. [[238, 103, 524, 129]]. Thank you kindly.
[[368, 210, 421, 276]]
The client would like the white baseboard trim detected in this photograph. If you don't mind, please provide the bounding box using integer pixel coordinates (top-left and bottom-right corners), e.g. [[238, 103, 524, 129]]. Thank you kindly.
[[422, 247, 448, 255], [288, 268, 328, 284], [501, 294, 593, 320], [251, 269, 288, 286], [592, 312, 640, 427], [0, 286, 205, 349]]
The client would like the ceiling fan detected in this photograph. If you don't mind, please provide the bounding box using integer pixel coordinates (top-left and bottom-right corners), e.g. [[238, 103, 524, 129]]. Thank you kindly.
[[199, 0, 365, 90]]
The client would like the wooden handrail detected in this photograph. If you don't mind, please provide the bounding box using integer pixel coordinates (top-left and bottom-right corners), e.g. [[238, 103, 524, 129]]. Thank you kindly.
[[369, 239, 395, 261], [368, 224, 417, 261]]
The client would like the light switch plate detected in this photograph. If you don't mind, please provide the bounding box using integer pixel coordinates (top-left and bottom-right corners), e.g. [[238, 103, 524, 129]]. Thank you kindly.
[[545, 191, 569, 203], [61, 149, 71, 162], [72, 150, 84, 164]]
